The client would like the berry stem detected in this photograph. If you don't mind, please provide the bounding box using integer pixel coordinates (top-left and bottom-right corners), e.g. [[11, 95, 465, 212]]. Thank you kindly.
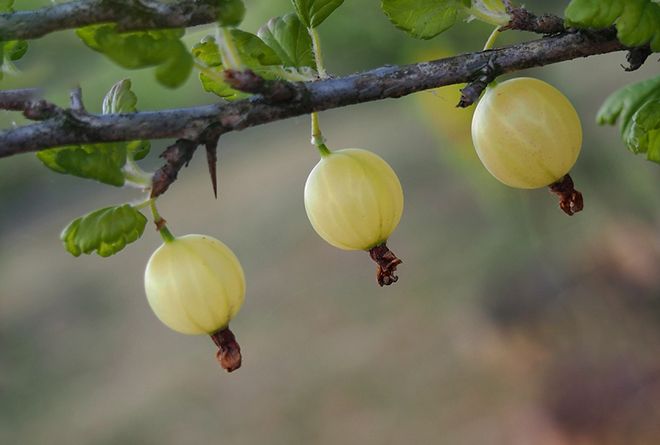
[[368, 242, 403, 286], [309, 27, 328, 79], [549, 174, 584, 216], [308, 26, 332, 158], [217, 25, 242, 70], [149, 199, 175, 242], [311, 112, 331, 157], [210, 327, 242, 372], [483, 26, 502, 51]]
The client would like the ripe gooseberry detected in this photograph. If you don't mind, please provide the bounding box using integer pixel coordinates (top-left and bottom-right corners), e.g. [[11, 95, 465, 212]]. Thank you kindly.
[[144, 234, 245, 372], [471, 77, 584, 214], [304, 148, 404, 286], [472, 77, 582, 188]]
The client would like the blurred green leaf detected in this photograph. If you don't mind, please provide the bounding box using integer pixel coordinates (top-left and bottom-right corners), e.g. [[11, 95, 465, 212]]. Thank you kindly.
[[76, 24, 192, 88], [565, 0, 660, 51], [0, 0, 14, 13], [381, 0, 464, 40], [467, 0, 509, 26], [232, 29, 282, 67], [628, 100, 660, 162], [217, 0, 246, 27], [37, 144, 128, 186], [61, 204, 147, 257], [0, 0, 28, 80], [597, 76, 660, 163], [292, 0, 345, 28], [258, 13, 316, 68]]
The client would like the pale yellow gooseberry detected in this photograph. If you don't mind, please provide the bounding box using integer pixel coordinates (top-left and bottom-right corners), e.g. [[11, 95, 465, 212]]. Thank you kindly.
[[471, 77, 582, 189], [144, 234, 245, 335]]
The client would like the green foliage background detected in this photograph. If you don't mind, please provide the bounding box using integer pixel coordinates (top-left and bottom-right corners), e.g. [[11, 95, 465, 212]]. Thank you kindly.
[[1, 1, 659, 444]]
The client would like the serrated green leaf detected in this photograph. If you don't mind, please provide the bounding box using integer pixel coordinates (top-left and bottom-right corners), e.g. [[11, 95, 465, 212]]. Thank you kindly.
[[61, 204, 147, 257], [382, 0, 464, 40], [597, 76, 660, 163], [258, 13, 316, 68], [37, 143, 128, 186], [76, 24, 192, 88], [565, 0, 660, 51], [292, 0, 344, 28], [217, 0, 246, 27]]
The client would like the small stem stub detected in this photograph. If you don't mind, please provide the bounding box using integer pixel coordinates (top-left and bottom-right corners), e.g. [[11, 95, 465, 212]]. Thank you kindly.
[[549, 174, 584, 216], [368, 242, 403, 286], [210, 327, 242, 372]]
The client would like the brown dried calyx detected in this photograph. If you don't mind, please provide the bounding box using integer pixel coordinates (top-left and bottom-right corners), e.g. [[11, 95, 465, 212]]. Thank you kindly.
[[368, 243, 403, 286], [210, 327, 242, 372], [549, 174, 584, 216]]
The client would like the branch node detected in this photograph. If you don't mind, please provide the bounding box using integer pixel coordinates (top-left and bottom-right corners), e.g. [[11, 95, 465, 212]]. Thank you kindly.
[[622, 46, 652, 72], [150, 139, 198, 198], [224, 69, 298, 103], [501, 7, 566, 35], [458, 57, 498, 108], [69, 87, 85, 112], [23, 100, 60, 121]]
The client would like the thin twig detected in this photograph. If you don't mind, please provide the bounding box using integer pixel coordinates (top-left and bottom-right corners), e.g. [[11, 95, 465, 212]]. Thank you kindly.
[[0, 0, 229, 41]]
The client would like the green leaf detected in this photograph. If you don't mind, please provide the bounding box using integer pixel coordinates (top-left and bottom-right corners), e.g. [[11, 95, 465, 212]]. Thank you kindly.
[[292, 0, 345, 28], [597, 76, 660, 163], [258, 13, 316, 68], [217, 0, 246, 27], [565, 0, 660, 51], [382, 0, 464, 40], [76, 24, 193, 88], [37, 143, 128, 186], [61, 204, 147, 257]]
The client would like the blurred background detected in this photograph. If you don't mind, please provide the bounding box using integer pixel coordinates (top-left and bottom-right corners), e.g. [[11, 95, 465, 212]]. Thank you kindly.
[[1, 1, 659, 444]]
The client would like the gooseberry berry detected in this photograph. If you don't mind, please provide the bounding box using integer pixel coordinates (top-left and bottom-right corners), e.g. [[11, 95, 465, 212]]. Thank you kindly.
[[471, 77, 582, 189], [144, 234, 245, 372], [304, 148, 404, 286]]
